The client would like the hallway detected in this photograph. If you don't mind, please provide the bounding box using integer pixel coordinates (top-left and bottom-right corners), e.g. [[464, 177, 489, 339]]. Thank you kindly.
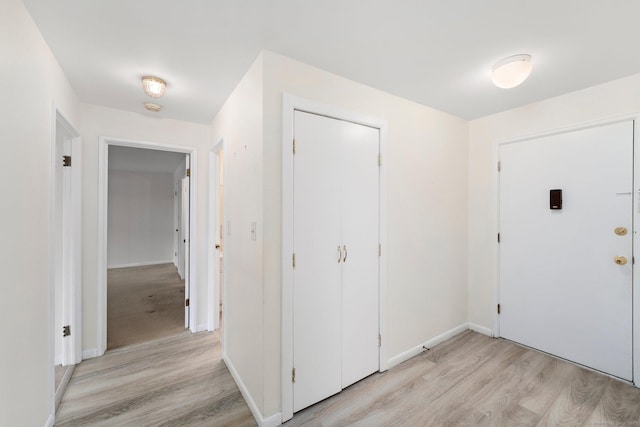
[[56, 332, 255, 426]]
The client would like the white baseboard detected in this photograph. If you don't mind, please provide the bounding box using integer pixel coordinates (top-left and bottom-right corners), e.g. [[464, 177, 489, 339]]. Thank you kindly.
[[223, 353, 282, 427], [468, 322, 493, 337], [262, 412, 282, 427], [44, 414, 54, 427], [196, 323, 208, 333], [107, 260, 174, 269], [82, 348, 98, 360], [387, 323, 468, 369]]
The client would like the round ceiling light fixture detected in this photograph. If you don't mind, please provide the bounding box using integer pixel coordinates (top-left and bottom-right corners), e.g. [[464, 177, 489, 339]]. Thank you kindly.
[[144, 102, 163, 112], [141, 75, 167, 98], [491, 54, 532, 89]]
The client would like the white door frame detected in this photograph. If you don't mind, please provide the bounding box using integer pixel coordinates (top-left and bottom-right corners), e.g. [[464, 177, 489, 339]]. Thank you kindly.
[[207, 139, 226, 336], [49, 107, 82, 419], [281, 94, 388, 421], [97, 136, 198, 356], [494, 114, 639, 386]]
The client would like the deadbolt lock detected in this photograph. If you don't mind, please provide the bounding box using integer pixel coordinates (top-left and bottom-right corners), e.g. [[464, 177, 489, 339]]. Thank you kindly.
[[614, 227, 628, 236], [614, 256, 628, 266]]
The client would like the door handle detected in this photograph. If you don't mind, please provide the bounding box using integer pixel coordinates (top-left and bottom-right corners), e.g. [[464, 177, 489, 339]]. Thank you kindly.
[[614, 256, 628, 265], [337, 246, 342, 263], [343, 245, 347, 263]]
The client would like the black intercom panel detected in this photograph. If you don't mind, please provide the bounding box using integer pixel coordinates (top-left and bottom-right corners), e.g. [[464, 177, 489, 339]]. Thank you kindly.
[[550, 189, 562, 210]]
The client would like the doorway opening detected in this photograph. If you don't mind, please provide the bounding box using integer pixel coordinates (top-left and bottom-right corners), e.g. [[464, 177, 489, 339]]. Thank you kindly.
[[50, 110, 82, 415], [208, 140, 225, 338], [97, 138, 197, 356]]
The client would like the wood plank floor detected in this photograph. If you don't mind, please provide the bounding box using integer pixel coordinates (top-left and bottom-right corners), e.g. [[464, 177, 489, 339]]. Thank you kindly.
[[57, 329, 640, 426], [55, 331, 255, 426]]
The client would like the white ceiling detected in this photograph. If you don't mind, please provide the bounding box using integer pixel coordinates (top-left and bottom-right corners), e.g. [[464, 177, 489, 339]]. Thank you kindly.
[[109, 146, 185, 174], [23, 0, 640, 123]]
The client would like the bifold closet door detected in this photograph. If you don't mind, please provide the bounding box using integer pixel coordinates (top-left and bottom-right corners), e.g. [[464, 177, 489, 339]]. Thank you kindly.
[[293, 111, 343, 412], [341, 121, 380, 388], [292, 110, 380, 412]]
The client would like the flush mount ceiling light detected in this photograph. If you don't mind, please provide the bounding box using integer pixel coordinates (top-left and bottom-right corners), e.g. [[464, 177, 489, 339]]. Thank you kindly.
[[491, 54, 532, 89], [141, 75, 167, 98], [144, 102, 163, 112]]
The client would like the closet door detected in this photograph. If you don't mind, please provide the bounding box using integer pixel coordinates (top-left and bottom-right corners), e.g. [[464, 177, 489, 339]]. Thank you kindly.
[[292, 111, 343, 412], [340, 121, 380, 388]]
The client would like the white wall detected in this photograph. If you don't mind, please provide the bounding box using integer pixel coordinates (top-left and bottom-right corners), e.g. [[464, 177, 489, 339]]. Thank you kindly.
[[468, 73, 640, 331], [107, 169, 175, 268], [80, 104, 210, 353], [209, 54, 265, 418], [261, 52, 469, 417], [210, 51, 468, 420], [0, 0, 81, 425]]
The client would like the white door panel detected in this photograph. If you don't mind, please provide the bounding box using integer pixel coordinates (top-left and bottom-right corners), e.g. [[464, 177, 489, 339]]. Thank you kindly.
[[293, 111, 343, 412], [341, 121, 380, 388], [499, 121, 633, 380], [181, 176, 190, 329], [293, 111, 380, 411]]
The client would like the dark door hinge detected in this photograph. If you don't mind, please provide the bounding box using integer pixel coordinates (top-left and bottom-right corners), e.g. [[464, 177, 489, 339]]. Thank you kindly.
[[497, 304, 501, 314], [292, 367, 296, 383], [63, 156, 71, 167], [497, 233, 500, 243], [63, 325, 71, 337], [185, 298, 190, 307]]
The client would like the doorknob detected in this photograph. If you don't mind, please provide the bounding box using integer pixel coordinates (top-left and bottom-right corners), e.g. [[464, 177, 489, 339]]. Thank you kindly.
[[614, 227, 628, 236], [215, 244, 221, 250], [614, 256, 628, 265]]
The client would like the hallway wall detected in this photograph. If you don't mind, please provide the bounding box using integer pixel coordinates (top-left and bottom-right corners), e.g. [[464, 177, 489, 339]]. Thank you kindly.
[[107, 170, 175, 268], [467, 72, 640, 332], [0, 0, 81, 425]]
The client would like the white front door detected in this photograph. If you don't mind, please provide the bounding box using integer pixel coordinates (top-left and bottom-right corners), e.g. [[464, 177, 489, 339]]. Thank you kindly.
[[293, 110, 380, 412], [499, 121, 633, 380]]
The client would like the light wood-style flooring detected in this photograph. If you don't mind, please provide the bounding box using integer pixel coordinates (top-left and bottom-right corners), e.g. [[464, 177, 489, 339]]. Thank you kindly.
[[57, 329, 640, 426], [56, 331, 255, 426]]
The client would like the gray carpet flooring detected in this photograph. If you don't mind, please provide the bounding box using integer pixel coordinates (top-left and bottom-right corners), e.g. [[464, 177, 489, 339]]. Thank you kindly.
[[107, 263, 186, 350]]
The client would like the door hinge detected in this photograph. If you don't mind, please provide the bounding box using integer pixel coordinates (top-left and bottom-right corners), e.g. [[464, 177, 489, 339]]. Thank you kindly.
[[292, 367, 296, 383], [293, 138, 296, 155], [186, 168, 191, 177], [378, 334, 382, 347], [185, 298, 190, 307], [292, 253, 296, 268], [63, 325, 71, 337], [497, 161, 501, 172], [63, 155, 71, 167], [378, 244, 382, 257], [497, 304, 501, 314], [378, 153, 382, 166], [497, 233, 500, 243]]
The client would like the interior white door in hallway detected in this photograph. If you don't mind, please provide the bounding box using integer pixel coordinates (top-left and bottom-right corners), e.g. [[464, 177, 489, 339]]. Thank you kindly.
[[293, 110, 380, 412], [499, 120, 633, 380], [182, 174, 190, 328]]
